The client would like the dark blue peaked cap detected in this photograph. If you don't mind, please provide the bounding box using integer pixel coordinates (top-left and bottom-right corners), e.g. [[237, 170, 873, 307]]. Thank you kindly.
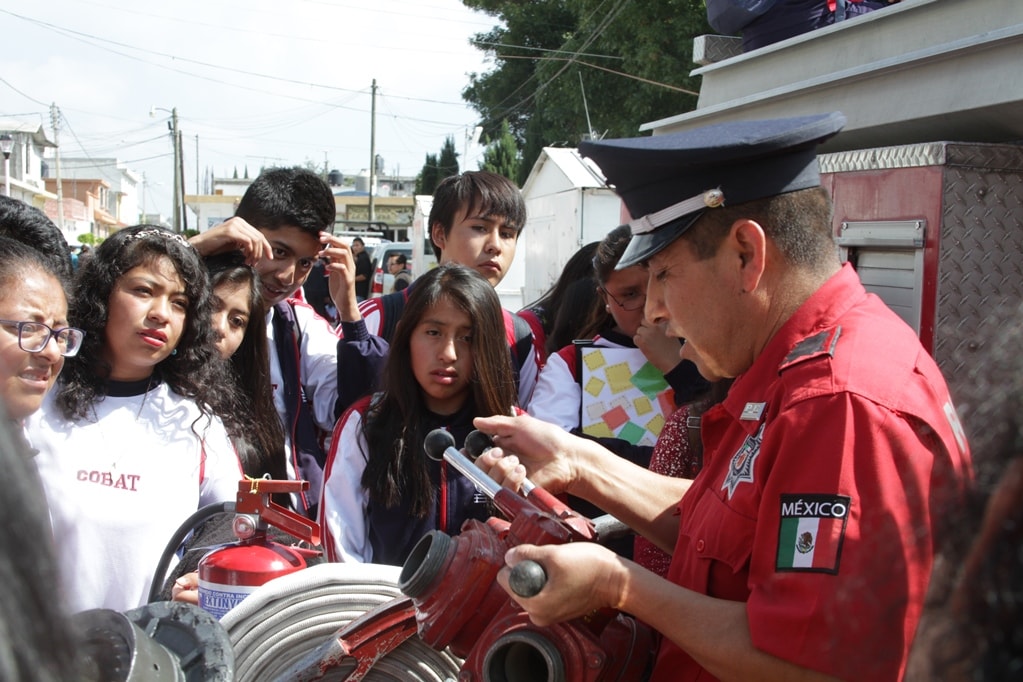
[[579, 112, 846, 268]]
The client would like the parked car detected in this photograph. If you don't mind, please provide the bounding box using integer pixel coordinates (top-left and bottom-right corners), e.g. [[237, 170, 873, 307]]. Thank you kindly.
[[369, 242, 436, 297]]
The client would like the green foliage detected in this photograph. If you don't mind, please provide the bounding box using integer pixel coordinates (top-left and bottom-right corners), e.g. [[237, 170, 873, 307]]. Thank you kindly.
[[481, 119, 521, 180], [183, 229, 200, 239], [416, 153, 440, 195], [78, 233, 97, 246], [416, 136, 461, 195], [461, 0, 710, 184], [438, 136, 460, 177]]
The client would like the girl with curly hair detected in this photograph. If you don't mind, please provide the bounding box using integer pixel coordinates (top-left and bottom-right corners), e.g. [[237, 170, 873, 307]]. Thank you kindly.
[[28, 225, 242, 613]]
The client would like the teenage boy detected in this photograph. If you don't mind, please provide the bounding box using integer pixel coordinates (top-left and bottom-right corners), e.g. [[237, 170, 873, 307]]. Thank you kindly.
[[191, 167, 387, 517], [359, 170, 539, 405]]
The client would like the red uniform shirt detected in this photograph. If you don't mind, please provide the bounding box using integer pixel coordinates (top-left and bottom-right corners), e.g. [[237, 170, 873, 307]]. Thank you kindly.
[[651, 264, 972, 681]]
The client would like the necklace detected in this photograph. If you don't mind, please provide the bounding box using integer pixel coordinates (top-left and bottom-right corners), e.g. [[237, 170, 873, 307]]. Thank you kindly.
[[104, 375, 159, 420]]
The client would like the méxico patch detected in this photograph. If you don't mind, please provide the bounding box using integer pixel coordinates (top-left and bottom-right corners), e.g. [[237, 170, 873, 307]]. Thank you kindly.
[[775, 493, 850, 574]]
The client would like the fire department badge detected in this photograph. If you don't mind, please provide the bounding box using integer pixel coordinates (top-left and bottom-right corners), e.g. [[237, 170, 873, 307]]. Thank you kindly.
[[721, 423, 764, 499]]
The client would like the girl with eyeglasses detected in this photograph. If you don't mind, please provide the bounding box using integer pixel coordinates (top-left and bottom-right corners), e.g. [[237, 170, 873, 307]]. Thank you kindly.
[[525, 225, 709, 558], [0, 237, 82, 429], [27, 225, 243, 613], [0, 221, 80, 680]]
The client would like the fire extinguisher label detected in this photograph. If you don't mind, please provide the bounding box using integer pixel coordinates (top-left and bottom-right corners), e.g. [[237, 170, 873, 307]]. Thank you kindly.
[[198, 579, 259, 619]]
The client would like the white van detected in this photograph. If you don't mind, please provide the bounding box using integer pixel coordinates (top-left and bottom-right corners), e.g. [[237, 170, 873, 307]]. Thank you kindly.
[[369, 242, 438, 297]]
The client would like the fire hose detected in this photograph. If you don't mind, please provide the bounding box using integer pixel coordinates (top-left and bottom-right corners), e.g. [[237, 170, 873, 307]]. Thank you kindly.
[[218, 562, 461, 681], [272, 429, 655, 681], [121, 429, 648, 680]]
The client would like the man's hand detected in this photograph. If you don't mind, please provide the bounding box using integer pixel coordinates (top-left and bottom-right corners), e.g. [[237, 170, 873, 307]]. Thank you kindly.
[[473, 413, 583, 496], [497, 543, 628, 627], [189, 217, 273, 264]]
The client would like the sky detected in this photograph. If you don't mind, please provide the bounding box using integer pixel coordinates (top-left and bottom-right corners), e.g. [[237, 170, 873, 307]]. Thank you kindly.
[[0, 0, 498, 219]]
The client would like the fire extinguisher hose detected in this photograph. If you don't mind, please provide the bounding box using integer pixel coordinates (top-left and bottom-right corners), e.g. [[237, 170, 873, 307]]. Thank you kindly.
[[220, 562, 461, 681], [148, 501, 237, 604]]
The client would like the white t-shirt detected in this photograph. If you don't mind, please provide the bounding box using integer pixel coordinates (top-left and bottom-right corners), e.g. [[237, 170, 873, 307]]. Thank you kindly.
[[28, 382, 242, 613]]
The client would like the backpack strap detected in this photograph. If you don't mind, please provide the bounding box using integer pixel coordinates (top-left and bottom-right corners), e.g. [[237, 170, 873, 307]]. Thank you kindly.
[[572, 339, 596, 428], [504, 310, 535, 365]]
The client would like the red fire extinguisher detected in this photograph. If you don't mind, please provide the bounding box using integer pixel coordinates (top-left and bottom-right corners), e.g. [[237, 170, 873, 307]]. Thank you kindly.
[[198, 478, 321, 619]]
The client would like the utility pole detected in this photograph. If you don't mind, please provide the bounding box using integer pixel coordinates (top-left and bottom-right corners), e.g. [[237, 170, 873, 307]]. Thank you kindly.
[[50, 103, 66, 232], [170, 107, 182, 233], [369, 79, 377, 223], [178, 124, 188, 232]]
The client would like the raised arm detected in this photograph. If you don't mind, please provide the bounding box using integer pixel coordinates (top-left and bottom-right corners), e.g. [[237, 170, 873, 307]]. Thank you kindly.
[[189, 217, 273, 264], [473, 413, 690, 552]]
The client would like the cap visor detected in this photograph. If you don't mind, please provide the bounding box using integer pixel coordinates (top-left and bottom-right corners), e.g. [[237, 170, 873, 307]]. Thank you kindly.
[[617, 211, 703, 269]]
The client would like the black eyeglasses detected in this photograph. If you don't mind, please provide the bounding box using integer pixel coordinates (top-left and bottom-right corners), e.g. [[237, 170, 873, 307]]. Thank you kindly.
[[599, 287, 646, 311], [0, 319, 85, 357]]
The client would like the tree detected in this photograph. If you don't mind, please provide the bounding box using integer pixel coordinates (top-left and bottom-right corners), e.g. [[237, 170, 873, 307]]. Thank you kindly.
[[416, 153, 440, 195], [481, 119, 520, 181], [461, 0, 710, 184], [438, 136, 460, 178], [416, 136, 461, 195]]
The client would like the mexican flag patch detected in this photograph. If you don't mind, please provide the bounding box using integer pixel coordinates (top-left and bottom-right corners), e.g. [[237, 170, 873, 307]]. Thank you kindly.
[[776, 494, 850, 574]]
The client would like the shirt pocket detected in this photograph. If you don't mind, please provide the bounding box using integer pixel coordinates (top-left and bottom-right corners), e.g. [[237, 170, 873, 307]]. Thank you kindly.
[[677, 486, 756, 600]]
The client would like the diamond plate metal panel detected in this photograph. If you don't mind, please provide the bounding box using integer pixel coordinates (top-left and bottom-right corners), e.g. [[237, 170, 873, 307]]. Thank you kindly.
[[820, 143, 950, 173], [820, 141, 1023, 174], [933, 158, 1023, 427], [944, 143, 1023, 171], [825, 141, 1023, 452]]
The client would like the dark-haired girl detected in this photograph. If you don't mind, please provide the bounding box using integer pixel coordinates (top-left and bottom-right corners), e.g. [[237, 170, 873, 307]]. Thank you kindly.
[[205, 252, 287, 484], [28, 225, 242, 612], [320, 263, 520, 566]]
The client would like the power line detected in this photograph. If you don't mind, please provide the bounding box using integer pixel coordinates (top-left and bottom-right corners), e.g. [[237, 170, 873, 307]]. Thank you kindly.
[[475, 41, 623, 61], [2, 8, 478, 108], [497, 55, 699, 96], [1, 10, 368, 96], [0, 76, 50, 108], [471, 0, 629, 125]]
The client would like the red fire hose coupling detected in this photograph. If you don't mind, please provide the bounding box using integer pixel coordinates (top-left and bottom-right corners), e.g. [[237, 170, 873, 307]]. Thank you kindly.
[[398, 525, 656, 682]]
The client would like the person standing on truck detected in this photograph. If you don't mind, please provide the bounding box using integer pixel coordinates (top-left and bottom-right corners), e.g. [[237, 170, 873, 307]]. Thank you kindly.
[[475, 111, 972, 681], [707, 0, 899, 52], [359, 170, 540, 407]]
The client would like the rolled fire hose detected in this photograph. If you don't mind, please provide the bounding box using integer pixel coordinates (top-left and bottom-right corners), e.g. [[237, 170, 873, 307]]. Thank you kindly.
[[220, 562, 461, 681]]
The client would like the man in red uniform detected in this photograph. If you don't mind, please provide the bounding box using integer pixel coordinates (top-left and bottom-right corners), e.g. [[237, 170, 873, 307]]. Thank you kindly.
[[475, 112, 972, 681]]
